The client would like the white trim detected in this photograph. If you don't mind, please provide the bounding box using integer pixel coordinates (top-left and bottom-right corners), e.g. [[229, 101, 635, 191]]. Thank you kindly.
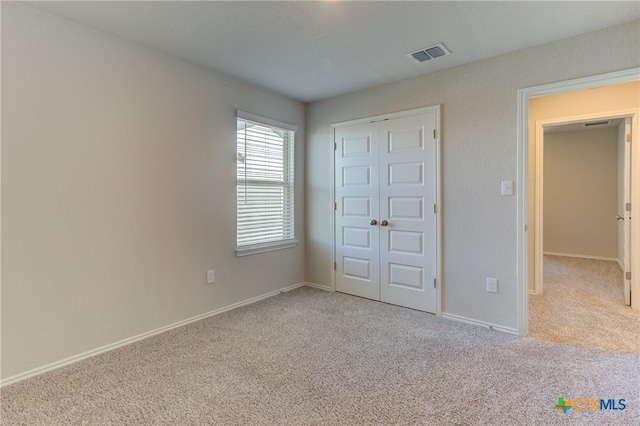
[[543, 252, 619, 262], [442, 313, 518, 335], [332, 105, 439, 129], [517, 67, 640, 336], [534, 119, 545, 295], [237, 110, 297, 132], [630, 112, 640, 311], [0, 282, 306, 388], [303, 282, 333, 291], [517, 83, 529, 337], [434, 105, 443, 316], [329, 127, 336, 292], [236, 240, 299, 257], [520, 68, 640, 98]]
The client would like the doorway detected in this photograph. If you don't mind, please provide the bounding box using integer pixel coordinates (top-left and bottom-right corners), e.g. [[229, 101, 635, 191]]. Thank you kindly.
[[516, 69, 640, 337], [534, 115, 633, 304], [332, 106, 441, 314]]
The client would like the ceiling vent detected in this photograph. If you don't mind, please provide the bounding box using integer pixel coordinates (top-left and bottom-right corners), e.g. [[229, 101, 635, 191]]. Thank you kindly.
[[584, 120, 611, 127], [408, 43, 450, 63]]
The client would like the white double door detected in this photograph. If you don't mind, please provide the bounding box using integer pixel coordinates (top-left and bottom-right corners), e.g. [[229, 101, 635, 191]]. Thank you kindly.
[[334, 108, 439, 313]]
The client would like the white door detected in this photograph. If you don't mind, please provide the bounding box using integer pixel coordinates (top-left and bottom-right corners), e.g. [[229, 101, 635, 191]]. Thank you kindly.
[[623, 117, 632, 305], [334, 109, 439, 313], [334, 122, 380, 300], [379, 114, 438, 312]]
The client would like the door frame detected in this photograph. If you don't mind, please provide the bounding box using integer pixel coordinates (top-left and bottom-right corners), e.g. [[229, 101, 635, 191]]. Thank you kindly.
[[330, 105, 442, 315], [517, 68, 640, 337], [534, 110, 638, 296]]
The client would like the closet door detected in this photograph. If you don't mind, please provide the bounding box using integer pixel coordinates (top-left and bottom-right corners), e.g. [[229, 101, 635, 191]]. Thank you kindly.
[[379, 113, 438, 313], [335, 122, 380, 300], [334, 108, 439, 314]]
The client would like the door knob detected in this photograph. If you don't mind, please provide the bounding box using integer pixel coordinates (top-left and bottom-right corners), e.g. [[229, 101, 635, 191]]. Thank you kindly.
[[380, 220, 388, 226], [617, 215, 624, 221], [370, 219, 378, 225]]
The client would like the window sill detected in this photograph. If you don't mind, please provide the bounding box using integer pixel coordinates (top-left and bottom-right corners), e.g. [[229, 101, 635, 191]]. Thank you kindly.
[[236, 240, 299, 257]]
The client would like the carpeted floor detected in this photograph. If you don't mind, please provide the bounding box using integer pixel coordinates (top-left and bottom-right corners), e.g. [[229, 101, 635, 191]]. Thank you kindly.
[[529, 255, 640, 354], [1, 270, 639, 425]]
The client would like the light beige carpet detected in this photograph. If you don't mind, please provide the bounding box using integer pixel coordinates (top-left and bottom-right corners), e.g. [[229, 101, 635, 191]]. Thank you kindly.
[[529, 255, 640, 354], [2, 284, 639, 425]]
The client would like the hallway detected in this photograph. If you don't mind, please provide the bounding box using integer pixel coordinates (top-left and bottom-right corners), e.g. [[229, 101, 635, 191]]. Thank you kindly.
[[529, 255, 639, 354]]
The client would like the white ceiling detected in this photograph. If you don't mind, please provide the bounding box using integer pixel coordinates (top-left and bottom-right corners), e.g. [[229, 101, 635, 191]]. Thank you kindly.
[[26, 1, 640, 103]]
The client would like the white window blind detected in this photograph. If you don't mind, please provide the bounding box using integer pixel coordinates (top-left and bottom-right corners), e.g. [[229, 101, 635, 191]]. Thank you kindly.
[[236, 113, 296, 255]]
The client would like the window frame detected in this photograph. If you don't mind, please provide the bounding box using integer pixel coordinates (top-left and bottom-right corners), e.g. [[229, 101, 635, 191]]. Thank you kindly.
[[236, 111, 298, 257]]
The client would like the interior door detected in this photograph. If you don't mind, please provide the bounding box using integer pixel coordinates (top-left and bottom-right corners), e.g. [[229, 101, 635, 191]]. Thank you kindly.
[[623, 117, 632, 305], [334, 122, 380, 300], [334, 109, 438, 313], [379, 114, 438, 312]]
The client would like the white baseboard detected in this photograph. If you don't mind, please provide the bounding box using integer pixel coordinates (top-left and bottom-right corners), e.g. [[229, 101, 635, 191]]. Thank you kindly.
[[1, 282, 306, 388], [303, 282, 333, 291], [442, 313, 518, 335], [543, 252, 618, 262]]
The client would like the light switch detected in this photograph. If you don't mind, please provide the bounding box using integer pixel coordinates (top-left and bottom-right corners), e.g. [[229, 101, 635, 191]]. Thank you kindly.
[[501, 180, 514, 196], [486, 278, 498, 293]]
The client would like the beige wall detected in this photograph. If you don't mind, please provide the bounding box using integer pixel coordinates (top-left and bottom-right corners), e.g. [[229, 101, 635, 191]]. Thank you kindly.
[[3, 2, 640, 381], [1, 4, 305, 380], [306, 20, 640, 330], [543, 128, 618, 258], [528, 81, 640, 290]]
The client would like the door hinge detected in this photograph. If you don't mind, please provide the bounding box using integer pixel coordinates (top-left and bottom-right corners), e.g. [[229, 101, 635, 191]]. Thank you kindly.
[[335, 202, 337, 211], [334, 142, 337, 150], [433, 129, 437, 139], [626, 203, 631, 212], [433, 204, 437, 214], [334, 262, 337, 271], [627, 133, 632, 143], [626, 271, 632, 280], [433, 278, 437, 288]]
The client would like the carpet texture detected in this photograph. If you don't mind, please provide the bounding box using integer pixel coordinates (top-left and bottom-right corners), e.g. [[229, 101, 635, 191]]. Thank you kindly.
[[529, 255, 640, 354], [2, 266, 639, 424]]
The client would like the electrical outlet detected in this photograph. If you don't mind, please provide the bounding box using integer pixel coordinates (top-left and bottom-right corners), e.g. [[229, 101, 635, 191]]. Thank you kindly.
[[207, 270, 215, 284], [486, 278, 498, 293]]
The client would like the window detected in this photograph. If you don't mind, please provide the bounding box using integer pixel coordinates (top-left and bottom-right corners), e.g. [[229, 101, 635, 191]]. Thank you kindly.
[[236, 111, 297, 256]]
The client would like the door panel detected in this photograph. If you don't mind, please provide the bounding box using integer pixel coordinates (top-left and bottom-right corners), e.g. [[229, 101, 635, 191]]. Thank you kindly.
[[343, 197, 370, 217], [389, 197, 424, 220], [335, 122, 380, 300], [343, 228, 371, 251], [389, 263, 424, 290], [343, 166, 371, 186], [389, 162, 423, 185], [379, 113, 437, 312], [334, 110, 438, 313], [343, 257, 372, 280], [389, 230, 424, 254]]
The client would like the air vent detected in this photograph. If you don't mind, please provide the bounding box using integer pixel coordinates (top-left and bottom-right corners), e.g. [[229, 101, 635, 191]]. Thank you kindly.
[[584, 120, 611, 127], [408, 43, 450, 63]]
